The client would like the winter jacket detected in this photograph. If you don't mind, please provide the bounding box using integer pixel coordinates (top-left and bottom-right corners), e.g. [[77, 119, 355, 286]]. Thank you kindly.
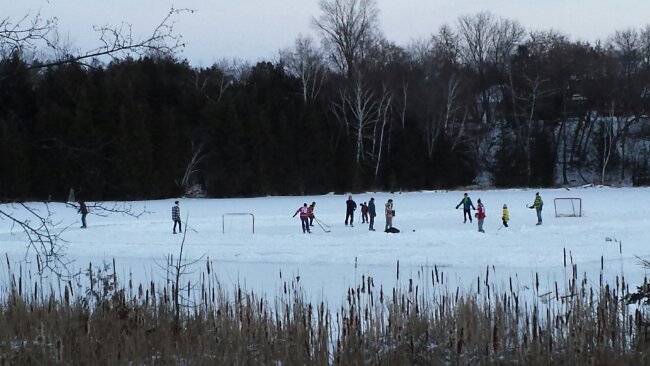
[[346, 199, 357, 213], [361, 204, 369, 213], [385, 201, 394, 217], [368, 200, 376, 217], [308, 205, 315, 217], [295, 206, 310, 218], [502, 208, 509, 221], [476, 203, 486, 220], [172, 205, 180, 221], [531, 195, 543, 210], [78, 201, 88, 215], [456, 196, 475, 210]]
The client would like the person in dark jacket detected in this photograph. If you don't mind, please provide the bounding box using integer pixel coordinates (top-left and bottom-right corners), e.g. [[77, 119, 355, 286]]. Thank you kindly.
[[78, 200, 88, 228], [345, 195, 357, 227], [455, 193, 476, 223], [172, 201, 182, 234], [308, 202, 316, 226], [368, 198, 376, 231]]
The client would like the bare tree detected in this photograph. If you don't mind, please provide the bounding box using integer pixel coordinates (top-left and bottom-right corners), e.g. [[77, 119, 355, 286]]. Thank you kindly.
[[0, 8, 188, 274], [423, 75, 463, 159], [516, 75, 556, 178], [0, 11, 57, 58], [457, 12, 496, 124], [191, 58, 249, 104], [280, 35, 328, 103], [600, 102, 616, 185], [162, 215, 204, 328], [490, 18, 525, 70], [411, 27, 468, 159], [434, 24, 461, 66], [0, 200, 147, 276], [179, 140, 208, 196], [312, 0, 380, 79], [372, 84, 393, 182], [610, 29, 645, 181], [611, 29, 642, 79], [1, 7, 191, 70], [332, 76, 380, 163], [641, 25, 650, 68]]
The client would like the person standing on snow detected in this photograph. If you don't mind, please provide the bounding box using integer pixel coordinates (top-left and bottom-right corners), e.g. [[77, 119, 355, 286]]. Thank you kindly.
[[345, 195, 357, 227], [385, 199, 394, 232], [172, 201, 182, 234], [293, 203, 311, 233], [78, 200, 88, 229], [528, 192, 543, 225], [368, 198, 376, 231], [308, 202, 316, 226], [455, 193, 476, 223], [475, 199, 486, 233], [361, 202, 369, 223], [502, 204, 509, 228]]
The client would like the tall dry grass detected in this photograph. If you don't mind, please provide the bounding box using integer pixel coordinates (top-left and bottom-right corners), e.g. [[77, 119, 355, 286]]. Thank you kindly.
[[0, 252, 648, 365]]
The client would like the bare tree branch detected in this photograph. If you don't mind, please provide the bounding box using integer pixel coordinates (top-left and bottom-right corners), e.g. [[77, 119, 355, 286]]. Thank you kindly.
[[1, 7, 192, 70], [0, 202, 71, 276], [65, 201, 150, 218], [0, 11, 57, 58]]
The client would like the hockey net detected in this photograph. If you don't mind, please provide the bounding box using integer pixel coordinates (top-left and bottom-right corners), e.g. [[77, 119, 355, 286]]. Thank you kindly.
[[222, 213, 255, 234], [554, 198, 582, 217]]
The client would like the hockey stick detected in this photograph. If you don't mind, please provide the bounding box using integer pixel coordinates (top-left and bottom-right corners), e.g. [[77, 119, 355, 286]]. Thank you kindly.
[[314, 217, 331, 228], [315, 219, 330, 233]]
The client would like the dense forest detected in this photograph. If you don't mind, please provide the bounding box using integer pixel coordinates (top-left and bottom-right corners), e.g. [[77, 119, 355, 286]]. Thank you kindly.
[[1, 4, 650, 200]]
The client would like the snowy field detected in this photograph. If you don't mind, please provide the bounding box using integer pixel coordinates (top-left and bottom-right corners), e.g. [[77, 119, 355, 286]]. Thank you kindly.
[[1, 186, 649, 305]]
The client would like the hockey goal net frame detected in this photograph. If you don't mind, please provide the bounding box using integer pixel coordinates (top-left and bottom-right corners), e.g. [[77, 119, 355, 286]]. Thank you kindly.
[[222, 213, 255, 234], [553, 198, 582, 217]]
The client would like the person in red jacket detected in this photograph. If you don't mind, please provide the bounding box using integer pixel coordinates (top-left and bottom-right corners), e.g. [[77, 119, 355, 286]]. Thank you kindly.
[[293, 203, 311, 233], [475, 199, 486, 233], [360, 202, 369, 223]]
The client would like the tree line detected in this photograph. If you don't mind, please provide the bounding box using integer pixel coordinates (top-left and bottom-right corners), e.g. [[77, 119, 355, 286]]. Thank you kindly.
[[2, 1, 650, 200]]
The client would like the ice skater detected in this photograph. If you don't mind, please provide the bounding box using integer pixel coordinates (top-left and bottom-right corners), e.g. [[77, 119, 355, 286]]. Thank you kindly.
[[78, 200, 88, 228], [455, 193, 476, 223], [528, 192, 543, 225], [308, 202, 316, 226], [345, 195, 357, 227], [502, 204, 509, 228], [368, 198, 376, 231], [361, 202, 369, 223], [475, 199, 485, 233], [293, 203, 311, 233], [385, 199, 394, 232], [172, 200, 182, 234]]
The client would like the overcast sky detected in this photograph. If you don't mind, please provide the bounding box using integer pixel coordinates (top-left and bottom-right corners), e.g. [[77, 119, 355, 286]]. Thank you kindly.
[[6, 0, 650, 66]]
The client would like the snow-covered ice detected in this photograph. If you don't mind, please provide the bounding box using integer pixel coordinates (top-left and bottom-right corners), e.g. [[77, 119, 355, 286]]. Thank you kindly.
[[1, 186, 649, 304]]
